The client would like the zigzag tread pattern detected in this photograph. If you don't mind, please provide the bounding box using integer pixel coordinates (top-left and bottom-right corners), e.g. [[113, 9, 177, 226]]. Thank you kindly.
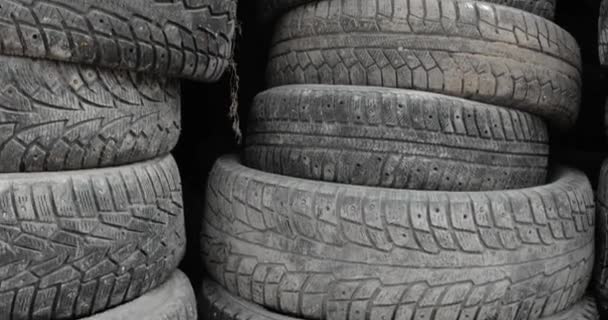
[[85, 270, 196, 320], [268, 0, 581, 128], [245, 85, 549, 191], [200, 274, 597, 320], [205, 156, 594, 256], [0, 0, 237, 81], [0, 155, 186, 320], [0, 55, 181, 172]]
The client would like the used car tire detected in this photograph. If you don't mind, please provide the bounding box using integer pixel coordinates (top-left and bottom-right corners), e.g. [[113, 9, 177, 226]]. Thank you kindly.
[[0, 55, 180, 172], [267, 0, 581, 129], [258, 0, 555, 23], [202, 156, 594, 320], [600, 0, 608, 66], [245, 85, 549, 191], [84, 270, 196, 320], [593, 159, 608, 314], [0, 155, 185, 320], [201, 276, 598, 320], [0, 0, 237, 81]]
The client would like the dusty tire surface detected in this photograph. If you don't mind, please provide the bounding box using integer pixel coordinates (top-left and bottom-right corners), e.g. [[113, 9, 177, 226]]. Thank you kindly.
[[0, 0, 236, 81], [245, 85, 549, 191], [601, 0, 608, 66], [594, 159, 608, 313], [0, 155, 186, 320], [201, 276, 598, 320], [84, 270, 196, 320], [0, 55, 180, 173], [268, 0, 581, 129], [202, 156, 594, 320], [259, 0, 555, 22]]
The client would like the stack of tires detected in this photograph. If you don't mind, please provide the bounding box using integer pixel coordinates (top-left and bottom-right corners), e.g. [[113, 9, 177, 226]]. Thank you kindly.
[[200, 0, 598, 320], [594, 2, 608, 318], [0, 1, 235, 319]]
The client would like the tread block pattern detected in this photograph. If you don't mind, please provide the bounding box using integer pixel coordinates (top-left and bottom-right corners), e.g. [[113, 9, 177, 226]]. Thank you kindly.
[[245, 85, 549, 191], [85, 270, 196, 320], [0, 0, 237, 81], [200, 156, 594, 319], [601, 0, 608, 66], [206, 156, 593, 255], [0, 55, 180, 173], [593, 159, 608, 310], [0, 155, 186, 320], [257, 0, 555, 23], [201, 274, 597, 320], [268, 0, 581, 129]]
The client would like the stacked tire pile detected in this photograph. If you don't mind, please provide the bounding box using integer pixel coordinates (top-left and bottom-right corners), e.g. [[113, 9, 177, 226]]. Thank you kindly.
[[200, 0, 601, 319], [0, 0, 235, 319], [594, 2, 608, 318]]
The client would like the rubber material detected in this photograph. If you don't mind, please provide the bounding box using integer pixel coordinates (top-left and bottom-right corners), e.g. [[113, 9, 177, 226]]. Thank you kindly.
[[202, 156, 594, 320], [0, 155, 186, 320], [0, 0, 237, 81], [267, 0, 581, 129], [600, 0, 608, 66], [0, 55, 180, 173], [594, 158, 608, 313], [258, 0, 555, 23], [201, 277, 598, 320], [84, 270, 196, 320], [245, 85, 549, 191]]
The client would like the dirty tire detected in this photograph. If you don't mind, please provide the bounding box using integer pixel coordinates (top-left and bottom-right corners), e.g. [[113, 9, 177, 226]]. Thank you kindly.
[[0, 155, 186, 320], [0, 0, 237, 81], [202, 156, 594, 320], [594, 158, 608, 314], [258, 0, 555, 22], [245, 85, 549, 191], [84, 270, 196, 320], [201, 277, 598, 320], [601, 0, 608, 66], [0, 55, 181, 173], [268, 0, 581, 129]]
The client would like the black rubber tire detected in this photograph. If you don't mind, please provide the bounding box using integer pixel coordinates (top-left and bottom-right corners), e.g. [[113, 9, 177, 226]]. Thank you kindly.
[[267, 0, 581, 130], [594, 159, 608, 314], [0, 0, 236, 82], [258, 0, 555, 23], [202, 156, 594, 320], [0, 155, 185, 320], [601, 0, 608, 66], [245, 85, 549, 191], [0, 55, 180, 173], [84, 270, 196, 320], [201, 277, 598, 320]]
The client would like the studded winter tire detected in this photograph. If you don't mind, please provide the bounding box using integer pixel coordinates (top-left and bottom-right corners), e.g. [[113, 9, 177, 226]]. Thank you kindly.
[[245, 85, 549, 191], [83, 270, 196, 320], [267, 0, 581, 129], [202, 155, 594, 320], [0, 55, 180, 173], [0, 0, 237, 81], [0, 155, 185, 320]]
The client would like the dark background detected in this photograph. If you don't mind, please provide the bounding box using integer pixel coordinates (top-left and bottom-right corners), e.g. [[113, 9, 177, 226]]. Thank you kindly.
[[174, 0, 608, 304]]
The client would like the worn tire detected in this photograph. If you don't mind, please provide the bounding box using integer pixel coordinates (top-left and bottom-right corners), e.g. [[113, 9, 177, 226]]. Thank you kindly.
[[202, 156, 594, 320], [0, 155, 185, 320], [84, 270, 196, 320], [0, 0, 236, 81], [245, 85, 549, 191], [205, 281, 598, 320], [593, 159, 608, 314], [0, 55, 180, 173], [201, 276, 598, 320], [268, 0, 581, 129], [600, 0, 608, 66], [258, 0, 555, 23]]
